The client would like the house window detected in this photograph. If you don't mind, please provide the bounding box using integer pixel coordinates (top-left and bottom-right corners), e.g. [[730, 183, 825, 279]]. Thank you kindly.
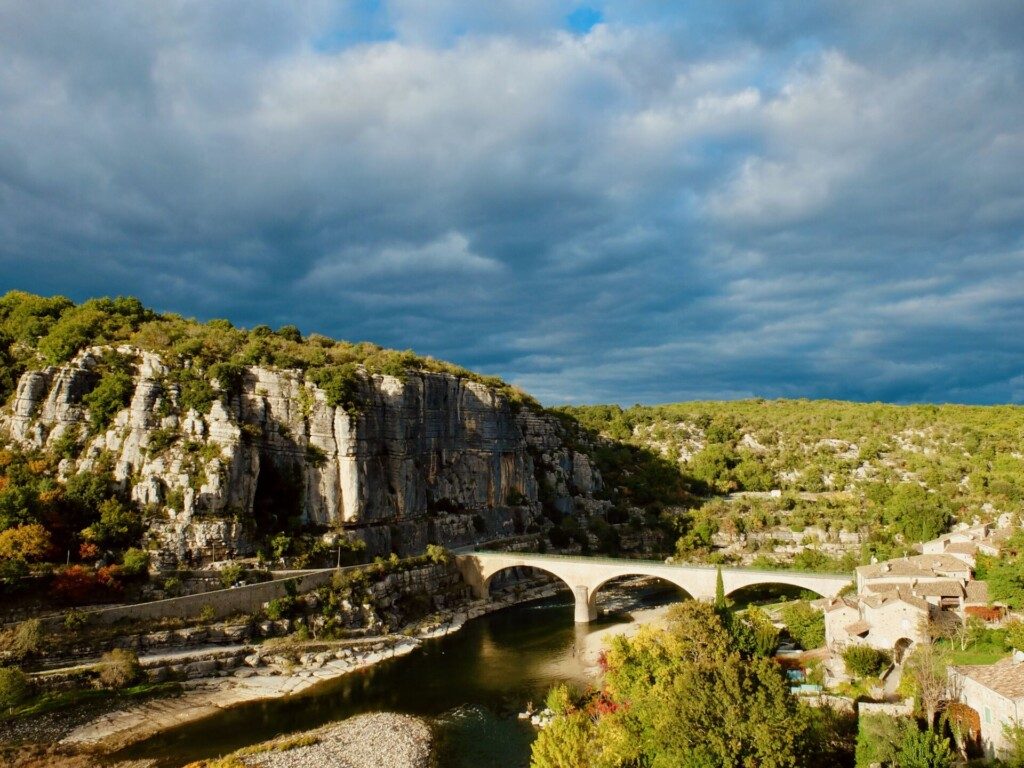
[[985, 707, 992, 724]]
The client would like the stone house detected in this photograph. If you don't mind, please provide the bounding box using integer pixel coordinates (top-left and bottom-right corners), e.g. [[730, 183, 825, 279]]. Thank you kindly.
[[950, 655, 1024, 759], [921, 523, 1012, 565], [821, 596, 861, 649], [855, 554, 972, 594], [857, 589, 933, 653], [823, 552, 988, 659], [821, 589, 932, 656]]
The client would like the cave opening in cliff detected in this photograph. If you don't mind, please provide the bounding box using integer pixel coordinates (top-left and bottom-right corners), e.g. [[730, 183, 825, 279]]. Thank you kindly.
[[252, 454, 304, 537]]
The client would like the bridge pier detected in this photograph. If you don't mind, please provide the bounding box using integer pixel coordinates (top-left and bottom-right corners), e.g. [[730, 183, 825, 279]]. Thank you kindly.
[[573, 585, 597, 623]]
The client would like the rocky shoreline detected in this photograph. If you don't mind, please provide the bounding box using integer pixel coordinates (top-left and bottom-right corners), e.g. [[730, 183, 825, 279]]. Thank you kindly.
[[47, 583, 563, 756]]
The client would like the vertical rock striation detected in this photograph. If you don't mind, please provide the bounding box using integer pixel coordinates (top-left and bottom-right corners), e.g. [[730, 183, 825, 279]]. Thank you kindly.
[[1, 347, 601, 564]]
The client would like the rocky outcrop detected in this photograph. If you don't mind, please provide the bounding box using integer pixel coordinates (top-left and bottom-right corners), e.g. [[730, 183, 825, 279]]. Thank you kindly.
[[1, 347, 601, 564]]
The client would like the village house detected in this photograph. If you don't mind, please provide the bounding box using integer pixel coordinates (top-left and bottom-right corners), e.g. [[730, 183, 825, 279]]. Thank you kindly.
[[950, 654, 1024, 759], [921, 522, 1012, 566], [823, 546, 997, 659], [821, 588, 933, 657], [855, 554, 972, 594]]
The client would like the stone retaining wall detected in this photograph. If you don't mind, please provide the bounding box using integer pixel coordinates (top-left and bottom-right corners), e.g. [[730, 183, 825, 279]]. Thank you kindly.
[[53, 569, 339, 626], [859, 699, 914, 717]]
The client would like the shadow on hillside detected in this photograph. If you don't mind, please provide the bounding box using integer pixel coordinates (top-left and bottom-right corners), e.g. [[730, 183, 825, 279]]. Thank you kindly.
[[546, 409, 703, 510]]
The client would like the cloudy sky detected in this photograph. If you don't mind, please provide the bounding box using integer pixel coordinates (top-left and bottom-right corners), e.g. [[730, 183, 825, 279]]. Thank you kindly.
[[1, 2, 1023, 405]]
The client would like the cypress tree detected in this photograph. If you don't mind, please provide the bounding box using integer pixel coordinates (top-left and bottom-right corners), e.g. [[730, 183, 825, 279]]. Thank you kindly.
[[714, 566, 727, 610]]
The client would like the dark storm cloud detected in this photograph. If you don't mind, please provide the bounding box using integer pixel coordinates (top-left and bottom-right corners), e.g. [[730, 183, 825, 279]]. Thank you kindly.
[[1, 1, 1022, 404]]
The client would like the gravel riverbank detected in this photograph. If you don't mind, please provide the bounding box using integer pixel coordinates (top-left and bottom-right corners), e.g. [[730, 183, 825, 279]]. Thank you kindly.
[[239, 713, 431, 768]]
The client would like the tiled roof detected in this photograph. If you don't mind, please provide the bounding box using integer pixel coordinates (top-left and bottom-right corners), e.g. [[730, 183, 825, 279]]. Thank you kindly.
[[857, 554, 972, 580], [912, 580, 965, 598], [965, 580, 990, 604], [845, 620, 871, 636], [861, 586, 930, 612], [822, 596, 858, 613], [865, 583, 895, 593], [944, 542, 979, 555], [957, 657, 1024, 701]]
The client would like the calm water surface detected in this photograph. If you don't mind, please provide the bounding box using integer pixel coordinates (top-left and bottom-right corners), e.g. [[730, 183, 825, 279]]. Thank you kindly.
[[120, 584, 682, 768]]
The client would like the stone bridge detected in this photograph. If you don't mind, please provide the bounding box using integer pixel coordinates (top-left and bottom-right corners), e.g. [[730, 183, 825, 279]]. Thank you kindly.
[[456, 551, 852, 623]]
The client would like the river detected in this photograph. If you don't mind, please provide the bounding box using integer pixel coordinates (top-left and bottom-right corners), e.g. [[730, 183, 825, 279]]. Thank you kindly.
[[119, 582, 684, 767]]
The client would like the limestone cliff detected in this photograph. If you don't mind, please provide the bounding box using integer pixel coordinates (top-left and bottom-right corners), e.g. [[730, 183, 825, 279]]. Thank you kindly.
[[1, 346, 601, 565]]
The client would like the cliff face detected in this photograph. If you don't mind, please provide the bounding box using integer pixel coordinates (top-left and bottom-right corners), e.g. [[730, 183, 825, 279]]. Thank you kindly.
[[1, 346, 600, 564]]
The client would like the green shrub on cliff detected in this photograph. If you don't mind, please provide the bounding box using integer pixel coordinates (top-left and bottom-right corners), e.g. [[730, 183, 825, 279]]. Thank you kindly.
[[82, 353, 136, 432], [0, 291, 73, 344], [307, 363, 363, 411], [37, 297, 152, 364], [173, 368, 218, 414], [120, 548, 150, 578], [97, 648, 142, 689], [425, 544, 450, 565]]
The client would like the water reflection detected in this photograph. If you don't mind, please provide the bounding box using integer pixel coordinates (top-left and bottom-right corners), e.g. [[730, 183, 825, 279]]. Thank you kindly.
[[120, 582, 681, 768]]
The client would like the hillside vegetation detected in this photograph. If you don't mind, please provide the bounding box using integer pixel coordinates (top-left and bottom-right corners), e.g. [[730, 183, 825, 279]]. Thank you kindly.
[[0, 290, 536, 412], [560, 400, 1024, 567], [1, 290, 1022, 596], [0, 291, 543, 602]]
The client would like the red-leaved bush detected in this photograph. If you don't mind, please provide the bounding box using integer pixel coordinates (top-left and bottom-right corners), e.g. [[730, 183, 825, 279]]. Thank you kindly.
[[593, 693, 619, 716], [52, 565, 101, 604], [97, 565, 124, 594], [52, 565, 123, 604], [78, 541, 100, 560]]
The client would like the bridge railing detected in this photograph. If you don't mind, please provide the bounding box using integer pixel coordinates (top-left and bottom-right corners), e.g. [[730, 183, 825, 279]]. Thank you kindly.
[[466, 550, 852, 580]]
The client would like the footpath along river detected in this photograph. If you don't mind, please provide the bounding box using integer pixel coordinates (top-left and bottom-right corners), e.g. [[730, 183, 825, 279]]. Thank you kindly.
[[118, 582, 684, 768]]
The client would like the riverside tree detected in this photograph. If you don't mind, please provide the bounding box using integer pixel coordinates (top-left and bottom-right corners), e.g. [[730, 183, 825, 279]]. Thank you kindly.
[[531, 601, 843, 768]]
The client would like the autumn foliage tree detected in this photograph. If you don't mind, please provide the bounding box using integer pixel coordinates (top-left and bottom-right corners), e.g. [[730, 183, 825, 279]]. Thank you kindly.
[[0, 523, 51, 561]]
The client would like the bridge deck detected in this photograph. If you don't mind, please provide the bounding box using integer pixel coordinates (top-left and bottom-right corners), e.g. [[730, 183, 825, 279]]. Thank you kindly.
[[468, 550, 852, 580]]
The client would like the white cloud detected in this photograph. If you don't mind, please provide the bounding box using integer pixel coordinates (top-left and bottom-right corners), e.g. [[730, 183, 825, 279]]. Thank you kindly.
[[302, 232, 501, 286]]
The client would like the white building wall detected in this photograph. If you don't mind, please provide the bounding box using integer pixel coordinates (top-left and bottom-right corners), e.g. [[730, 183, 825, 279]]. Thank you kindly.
[[860, 601, 929, 650], [959, 676, 1022, 758], [823, 606, 859, 647]]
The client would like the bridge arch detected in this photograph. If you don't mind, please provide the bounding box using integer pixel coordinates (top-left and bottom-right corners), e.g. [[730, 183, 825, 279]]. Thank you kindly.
[[587, 573, 694, 618], [482, 564, 573, 599], [724, 580, 827, 604], [721, 570, 847, 602]]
